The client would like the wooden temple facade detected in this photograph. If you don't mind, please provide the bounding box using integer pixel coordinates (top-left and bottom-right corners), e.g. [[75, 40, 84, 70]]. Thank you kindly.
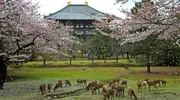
[[44, 2, 106, 37]]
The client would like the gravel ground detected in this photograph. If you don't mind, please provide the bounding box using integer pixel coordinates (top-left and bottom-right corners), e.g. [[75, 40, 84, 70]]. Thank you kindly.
[[1, 80, 180, 100], [0, 80, 84, 100]]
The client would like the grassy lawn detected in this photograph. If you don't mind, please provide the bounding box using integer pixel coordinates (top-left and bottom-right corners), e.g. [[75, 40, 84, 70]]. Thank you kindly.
[[1, 67, 180, 100], [7, 67, 126, 81], [20, 58, 139, 68]]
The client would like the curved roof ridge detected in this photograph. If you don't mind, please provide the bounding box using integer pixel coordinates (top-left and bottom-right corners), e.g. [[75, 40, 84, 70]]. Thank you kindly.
[[45, 5, 69, 17], [44, 4, 106, 20], [86, 5, 105, 15]]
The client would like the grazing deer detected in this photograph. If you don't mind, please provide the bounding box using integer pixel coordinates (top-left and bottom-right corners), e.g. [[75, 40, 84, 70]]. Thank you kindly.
[[108, 81, 114, 88], [121, 80, 128, 88], [58, 80, 62, 84], [141, 81, 147, 89], [86, 81, 97, 91], [112, 78, 120, 83], [54, 80, 63, 92], [102, 87, 114, 100], [145, 80, 157, 91], [65, 79, 71, 86], [137, 81, 142, 92], [137, 80, 147, 92], [39, 84, 46, 95], [92, 82, 104, 95], [128, 88, 138, 100], [111, 82, 118, 90], [77, 79, 87, 86], [161, 80, 167, 87], [47, 84, 52, 92], [114, 85, 125, 97], [152, 79, 161, 87]]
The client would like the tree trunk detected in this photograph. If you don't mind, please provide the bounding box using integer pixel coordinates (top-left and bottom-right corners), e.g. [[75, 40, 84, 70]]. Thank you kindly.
[[81, 50, 84, 59], [116, 54, 119, 67], [103, 56, 106, 63], [69, 50, 73, 65], [91, 57, 94, 67], [42, 57, 46, 65], [41, 55, 46, 65], [127, 52, 129, 59], [146, 53, 151, 73], [69, 57, 72, 66], [116, 54, 118, 64], [0, 58, 7, 90]]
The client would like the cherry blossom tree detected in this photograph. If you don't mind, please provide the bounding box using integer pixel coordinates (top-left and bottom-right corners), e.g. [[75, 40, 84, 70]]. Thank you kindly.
[[0, 0, 74, 90], [96, 0, 180, 72], [113, 0, 180, 43]]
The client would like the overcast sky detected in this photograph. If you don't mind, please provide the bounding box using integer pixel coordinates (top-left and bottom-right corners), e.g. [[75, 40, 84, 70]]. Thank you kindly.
[[31, 0, 136, 18]]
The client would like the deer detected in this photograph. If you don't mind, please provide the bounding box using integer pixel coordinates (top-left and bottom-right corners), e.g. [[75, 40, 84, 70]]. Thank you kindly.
[[65, 79, 71, 87], [77, 79, 87, 86], [145, 79, 157, 91], [86, 81, 97, 91], [128, 88, 138, 100], [121, 80, 128, 88], [137, 81, 142, 92], [47, 84, 52, 92], [102, 87, 115, 100], [112, 78, 120, 83], [161, 79, 167, 87], [141, 81, 147, 89], [152, 79, 161, 87], [54, 80, 63, 92], [92, 82, 104, 95], [39, 84, 46, 95], [114, 85, 125, 97]]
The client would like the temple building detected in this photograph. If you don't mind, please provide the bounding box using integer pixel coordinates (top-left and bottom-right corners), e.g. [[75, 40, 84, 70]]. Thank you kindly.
[[45, 2, 106, 37]]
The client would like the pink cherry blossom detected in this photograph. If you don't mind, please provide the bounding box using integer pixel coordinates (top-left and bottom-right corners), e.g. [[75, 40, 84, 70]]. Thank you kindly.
[[97, 0, 180, 45], [0, 0, 74, 61]]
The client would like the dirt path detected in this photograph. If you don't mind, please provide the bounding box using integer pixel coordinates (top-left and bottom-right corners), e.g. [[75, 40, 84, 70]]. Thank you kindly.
[[45, 88, 86, 99]]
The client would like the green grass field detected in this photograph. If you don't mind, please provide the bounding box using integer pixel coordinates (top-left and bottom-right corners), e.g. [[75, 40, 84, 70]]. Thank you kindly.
[[1, 66, 180, 100], [20, 58, 139, 68]]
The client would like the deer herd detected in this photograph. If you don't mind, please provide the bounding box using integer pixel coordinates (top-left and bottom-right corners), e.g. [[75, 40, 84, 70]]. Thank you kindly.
[[39, 78, 167, 100]]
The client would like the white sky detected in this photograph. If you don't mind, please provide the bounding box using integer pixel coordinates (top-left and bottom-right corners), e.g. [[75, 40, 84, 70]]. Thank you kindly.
[[31, 0, 136, 18]]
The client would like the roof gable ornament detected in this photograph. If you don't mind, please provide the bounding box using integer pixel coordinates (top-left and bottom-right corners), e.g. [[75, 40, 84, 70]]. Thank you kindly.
[[67, 1, 71, 5], [85, 1, 88, 5]]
